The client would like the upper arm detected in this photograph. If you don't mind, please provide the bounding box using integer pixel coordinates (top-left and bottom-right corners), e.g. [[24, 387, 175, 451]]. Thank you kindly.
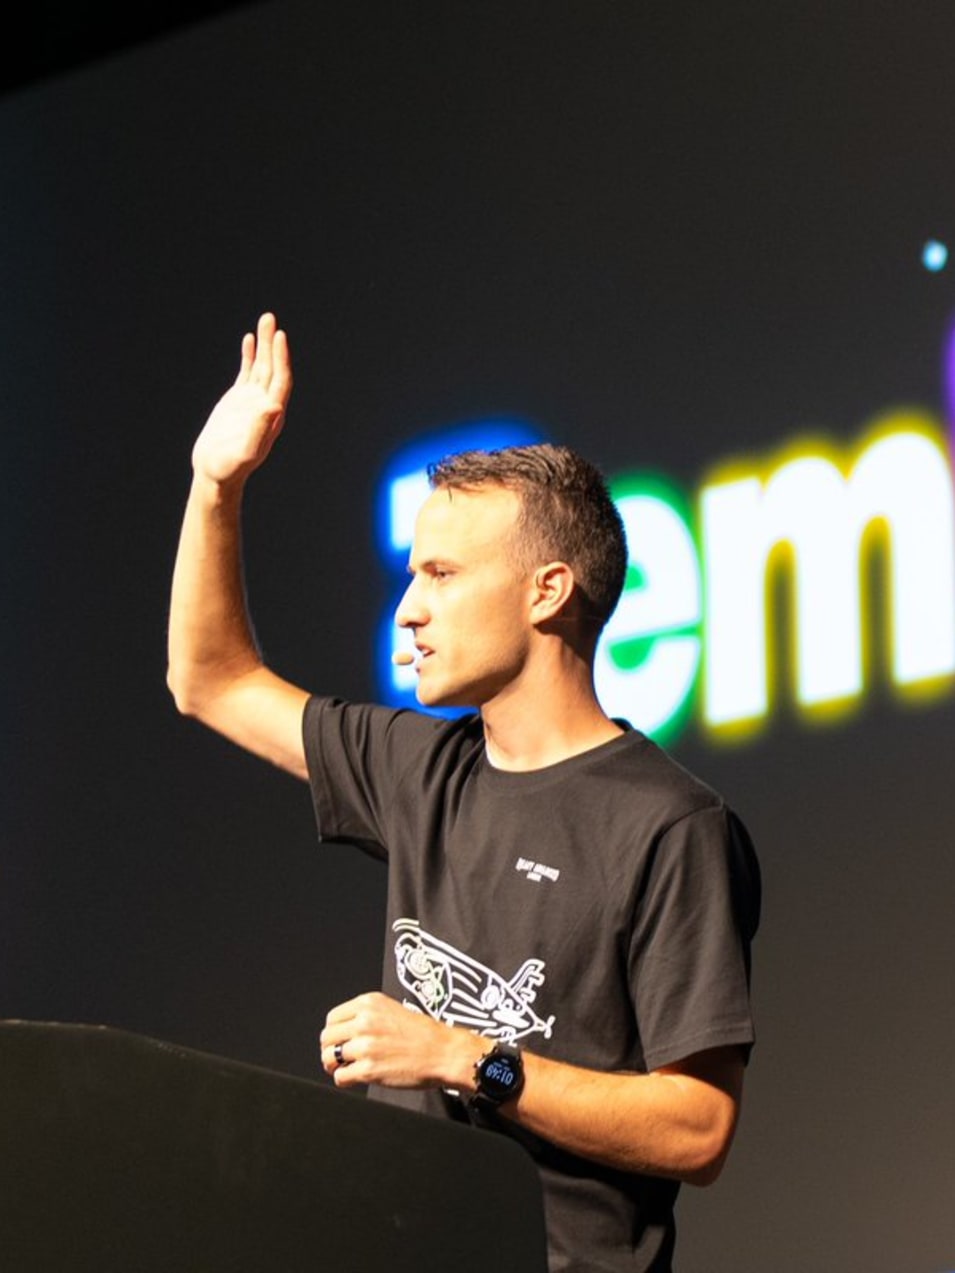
[[184, 665, 311, 780], [656, 1043, 746, 1096]]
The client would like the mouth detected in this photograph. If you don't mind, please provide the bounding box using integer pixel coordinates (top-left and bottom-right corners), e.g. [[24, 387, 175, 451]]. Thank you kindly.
[[394, 644, 432, 670]]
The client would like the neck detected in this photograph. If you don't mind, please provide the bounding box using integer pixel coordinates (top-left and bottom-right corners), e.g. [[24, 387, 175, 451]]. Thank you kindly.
[[479, 646, 623, 772]]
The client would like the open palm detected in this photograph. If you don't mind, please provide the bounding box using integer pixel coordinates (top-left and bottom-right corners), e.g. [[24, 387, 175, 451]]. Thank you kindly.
[[191, 312, 293, 485]]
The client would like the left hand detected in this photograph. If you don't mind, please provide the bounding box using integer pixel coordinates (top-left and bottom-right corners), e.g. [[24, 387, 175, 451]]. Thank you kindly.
[[319, 991, 478, 1091]]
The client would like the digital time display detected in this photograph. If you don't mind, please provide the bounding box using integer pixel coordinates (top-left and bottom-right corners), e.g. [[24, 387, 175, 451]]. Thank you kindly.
[[484, 1059, 517, 1087]]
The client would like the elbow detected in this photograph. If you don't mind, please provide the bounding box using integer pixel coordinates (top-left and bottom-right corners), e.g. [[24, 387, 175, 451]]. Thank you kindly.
[[166, 670, 192, 717], [655, 1045, 746, 1187], [679, 1116, 739, 1188], [166, 661, 204, 719], [682, 1147, 730, 1188]]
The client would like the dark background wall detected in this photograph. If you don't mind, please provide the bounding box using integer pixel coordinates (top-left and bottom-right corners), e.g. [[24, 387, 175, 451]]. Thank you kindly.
[[2, 3, 954, 1269]]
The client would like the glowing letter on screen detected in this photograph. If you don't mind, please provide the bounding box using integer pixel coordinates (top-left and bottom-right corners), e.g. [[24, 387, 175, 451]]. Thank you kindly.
[[700, 416, 955, 732], [594, 482, 701, 740]]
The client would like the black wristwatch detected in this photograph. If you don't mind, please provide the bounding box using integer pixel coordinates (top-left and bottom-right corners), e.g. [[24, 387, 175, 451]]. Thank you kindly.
[[470, 1041, 525, 1110]]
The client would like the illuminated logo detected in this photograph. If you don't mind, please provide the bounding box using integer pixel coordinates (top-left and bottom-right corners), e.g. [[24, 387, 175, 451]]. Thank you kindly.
[[375, 380, 955, 747], [594, 415, 955, 744]]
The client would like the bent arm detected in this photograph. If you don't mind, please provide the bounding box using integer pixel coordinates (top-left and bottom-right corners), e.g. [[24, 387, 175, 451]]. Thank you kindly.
[[320, 993, 745, 1185], [505, 1044, 744, 1185], [166, 314, 310, 779]]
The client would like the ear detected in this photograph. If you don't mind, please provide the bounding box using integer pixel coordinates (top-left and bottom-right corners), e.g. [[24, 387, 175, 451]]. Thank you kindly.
[[528, 561, 575, 625]]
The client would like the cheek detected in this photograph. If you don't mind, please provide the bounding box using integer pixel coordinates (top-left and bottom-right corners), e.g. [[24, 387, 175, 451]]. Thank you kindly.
[[444, 577, 529, 651], [476, 604, 530, 659]]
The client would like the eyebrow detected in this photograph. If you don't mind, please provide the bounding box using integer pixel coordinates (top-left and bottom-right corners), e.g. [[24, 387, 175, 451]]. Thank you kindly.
[[406, 557, 457, 575]]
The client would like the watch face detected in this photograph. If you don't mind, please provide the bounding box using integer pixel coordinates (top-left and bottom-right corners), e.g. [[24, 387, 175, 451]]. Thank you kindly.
[[478, 1047, 523, 1103]]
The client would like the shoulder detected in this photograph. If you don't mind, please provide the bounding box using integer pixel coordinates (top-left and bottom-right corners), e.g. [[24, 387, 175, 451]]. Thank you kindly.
[[603, 725, 728, 819], [303, 695, 484, 763]]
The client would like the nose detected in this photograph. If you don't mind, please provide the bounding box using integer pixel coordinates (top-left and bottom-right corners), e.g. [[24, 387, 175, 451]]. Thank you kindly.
[[395, 574, 427, 631]]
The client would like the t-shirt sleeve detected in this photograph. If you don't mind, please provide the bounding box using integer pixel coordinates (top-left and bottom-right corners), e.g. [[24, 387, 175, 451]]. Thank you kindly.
[[628, 804, 760, 1071], [302, 695, 459, 859]]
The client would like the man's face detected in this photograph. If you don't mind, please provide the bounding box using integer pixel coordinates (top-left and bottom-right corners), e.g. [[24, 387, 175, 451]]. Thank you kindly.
[[395, 484, 536, 708]]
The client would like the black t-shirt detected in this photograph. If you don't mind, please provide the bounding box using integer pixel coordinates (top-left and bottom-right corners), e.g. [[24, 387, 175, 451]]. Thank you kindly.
[[303, 696, 760, 1273]]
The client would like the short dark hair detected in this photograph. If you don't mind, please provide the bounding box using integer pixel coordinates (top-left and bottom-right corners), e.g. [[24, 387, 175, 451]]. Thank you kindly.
[[427, 442, 627, 634]]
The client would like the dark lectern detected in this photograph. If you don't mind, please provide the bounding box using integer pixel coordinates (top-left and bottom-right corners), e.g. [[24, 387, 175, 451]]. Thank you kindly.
[[0, 1020, 549, 1273]]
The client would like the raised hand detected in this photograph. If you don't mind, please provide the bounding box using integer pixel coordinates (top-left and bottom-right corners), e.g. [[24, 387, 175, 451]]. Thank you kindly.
[[191, 312, 293, 486]]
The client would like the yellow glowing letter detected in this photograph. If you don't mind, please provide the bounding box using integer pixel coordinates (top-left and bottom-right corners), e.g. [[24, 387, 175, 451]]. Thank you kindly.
[[700, 417, 955, 732]]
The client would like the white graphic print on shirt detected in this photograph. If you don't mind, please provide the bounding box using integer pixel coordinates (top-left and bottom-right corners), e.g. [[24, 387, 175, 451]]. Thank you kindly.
[[393, 917, 556, 1044]]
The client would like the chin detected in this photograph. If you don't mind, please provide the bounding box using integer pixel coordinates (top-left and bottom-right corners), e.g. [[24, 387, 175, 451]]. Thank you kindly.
[[417, 688, 465, 709], [416, 680, 478, 711]]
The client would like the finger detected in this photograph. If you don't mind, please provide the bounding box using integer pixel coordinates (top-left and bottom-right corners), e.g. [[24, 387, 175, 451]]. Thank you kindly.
[[252, 312, 277, 384], [319, 1035, 354, 1074], [324, 997, 362, 1027], [320, 1040, 341, 1068], [330, 1044, 369, 1089], [234, 331, 256, 385], [318, 1021, 343, 1052], [269, 328, 293, 405]]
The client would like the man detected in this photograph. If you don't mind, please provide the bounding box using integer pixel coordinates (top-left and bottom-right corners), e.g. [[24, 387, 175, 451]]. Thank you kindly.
[[167, 312, 760, 1272]]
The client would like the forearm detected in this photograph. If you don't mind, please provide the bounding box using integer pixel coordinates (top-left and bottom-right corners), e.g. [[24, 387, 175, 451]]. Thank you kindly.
[[440, 1033, 740, 1184], [322, 994, 743, 1186], [498, 1050, 742, 1185], [166, 472, 262, 717]]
